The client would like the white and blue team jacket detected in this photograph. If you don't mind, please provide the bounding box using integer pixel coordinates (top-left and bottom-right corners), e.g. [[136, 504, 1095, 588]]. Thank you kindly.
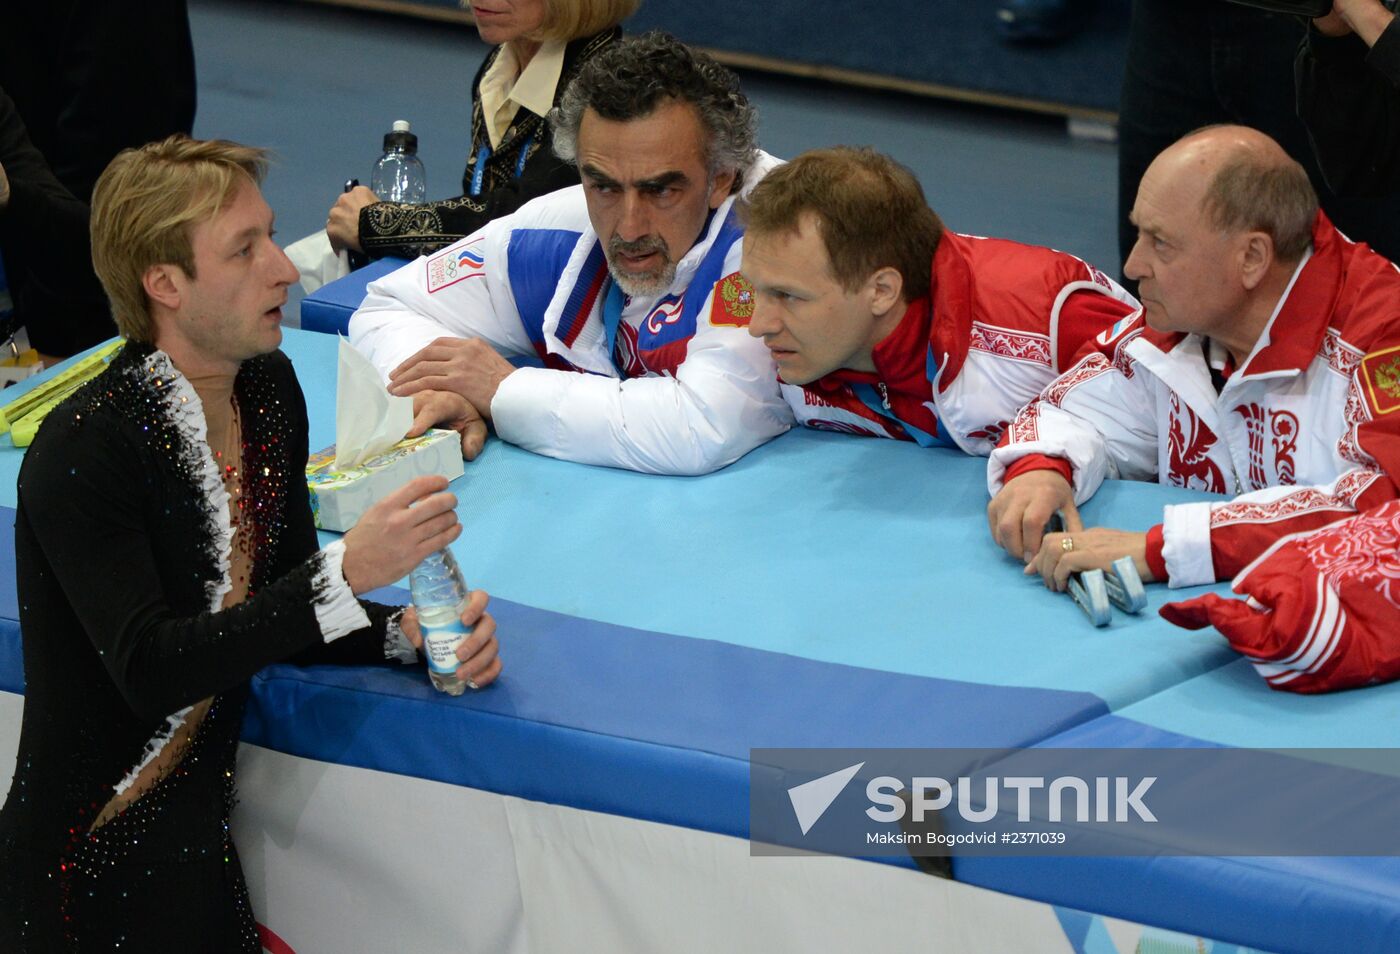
[[349, 161, 792, 476]]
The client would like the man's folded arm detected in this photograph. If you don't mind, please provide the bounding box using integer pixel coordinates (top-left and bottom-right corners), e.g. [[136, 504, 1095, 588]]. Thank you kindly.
[[350, 226, 534, 381], [492, 324, 792, 475], [988, 342, 1160, 502]]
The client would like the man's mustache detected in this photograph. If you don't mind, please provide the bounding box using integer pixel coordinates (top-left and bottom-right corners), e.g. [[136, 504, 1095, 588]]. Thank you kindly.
[[609, 235, 670, 259]]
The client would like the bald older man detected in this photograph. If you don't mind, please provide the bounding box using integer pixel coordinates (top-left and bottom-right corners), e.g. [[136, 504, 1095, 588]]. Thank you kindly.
[[987, 125, 1400, 592]]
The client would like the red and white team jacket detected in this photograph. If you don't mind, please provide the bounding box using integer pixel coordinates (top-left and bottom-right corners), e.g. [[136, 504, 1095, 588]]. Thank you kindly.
[[1161, 499, 1400, 694], [989, 212, 1400, 587], [781, 231, 1139, 455], [349, 156, 792, 476]]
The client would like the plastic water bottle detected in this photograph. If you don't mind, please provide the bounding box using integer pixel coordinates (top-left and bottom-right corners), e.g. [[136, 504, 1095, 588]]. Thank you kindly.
[[409, 548, 473, 695], [370, 120, 426, 203]]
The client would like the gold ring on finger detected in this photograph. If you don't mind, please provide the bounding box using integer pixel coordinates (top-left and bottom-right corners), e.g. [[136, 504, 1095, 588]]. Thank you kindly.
[[1061, 537, 1075, 553]]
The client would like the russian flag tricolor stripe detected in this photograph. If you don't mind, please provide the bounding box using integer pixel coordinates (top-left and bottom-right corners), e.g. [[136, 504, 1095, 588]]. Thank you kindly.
[[559, 245, 609, 349]]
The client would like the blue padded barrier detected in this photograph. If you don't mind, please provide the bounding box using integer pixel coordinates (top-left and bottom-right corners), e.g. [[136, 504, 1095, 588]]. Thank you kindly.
[[300, 257, 406, 335]]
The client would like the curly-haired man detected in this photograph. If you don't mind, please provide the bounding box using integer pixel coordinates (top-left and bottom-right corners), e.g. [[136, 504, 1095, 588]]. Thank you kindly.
[[350, 32, 792, 476]]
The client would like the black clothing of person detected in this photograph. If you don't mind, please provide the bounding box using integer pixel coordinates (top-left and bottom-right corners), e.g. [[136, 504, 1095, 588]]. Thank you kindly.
[[0, 1, 196, 205], [0, 0, 194, 357], [0, 87, 114, 357], [1297, 17, 1400, 195], [0, 344, 402, 952], [358, 28, 619, 260], [1117, 0, 1400, 290]]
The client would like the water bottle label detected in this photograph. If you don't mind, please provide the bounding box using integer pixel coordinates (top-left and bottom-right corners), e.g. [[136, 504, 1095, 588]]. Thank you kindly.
[[422, 618, 472, 674]]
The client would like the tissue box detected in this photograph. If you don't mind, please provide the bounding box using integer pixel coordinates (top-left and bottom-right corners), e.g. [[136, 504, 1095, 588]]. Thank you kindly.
[[306, 428, 464, 532]]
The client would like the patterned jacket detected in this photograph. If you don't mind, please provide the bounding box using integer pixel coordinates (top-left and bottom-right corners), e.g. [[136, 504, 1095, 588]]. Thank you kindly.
[[989, 212, 1400, 587], [358, 28, 620, 260]]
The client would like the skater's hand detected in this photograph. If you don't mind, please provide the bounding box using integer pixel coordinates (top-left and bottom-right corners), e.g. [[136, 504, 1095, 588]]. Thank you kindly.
[[399, 591, 501, 687]]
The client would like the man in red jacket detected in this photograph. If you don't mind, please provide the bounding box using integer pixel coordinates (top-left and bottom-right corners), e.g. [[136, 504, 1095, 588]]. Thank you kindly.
[[739, 146, 1138, 456], [988, 125, 1400, 594]]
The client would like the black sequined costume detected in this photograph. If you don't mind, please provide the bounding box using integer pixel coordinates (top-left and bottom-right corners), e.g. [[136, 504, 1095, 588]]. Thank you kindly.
[[358, 28, 619, 260], [0, 343, 404, 952]]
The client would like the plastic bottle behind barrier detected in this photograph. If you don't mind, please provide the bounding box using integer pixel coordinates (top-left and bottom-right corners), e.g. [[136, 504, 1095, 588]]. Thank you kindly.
[[370, 120, 426, 203], [409, 548, 472, 695]]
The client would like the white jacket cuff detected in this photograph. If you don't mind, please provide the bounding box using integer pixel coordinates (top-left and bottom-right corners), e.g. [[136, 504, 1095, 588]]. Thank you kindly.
[[313, 539, 372, 642], [986, 443, 1104, 504], [1161, 502, 1216, 588]]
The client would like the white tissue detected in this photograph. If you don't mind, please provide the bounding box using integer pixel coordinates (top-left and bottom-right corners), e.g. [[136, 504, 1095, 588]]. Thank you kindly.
[[286, 230, 351, 295], [335, 337, 413, 470]]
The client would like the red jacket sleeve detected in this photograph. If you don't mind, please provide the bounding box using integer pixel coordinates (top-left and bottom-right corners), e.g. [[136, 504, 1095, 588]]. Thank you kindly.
[[1162, 498, 1400, 693]]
